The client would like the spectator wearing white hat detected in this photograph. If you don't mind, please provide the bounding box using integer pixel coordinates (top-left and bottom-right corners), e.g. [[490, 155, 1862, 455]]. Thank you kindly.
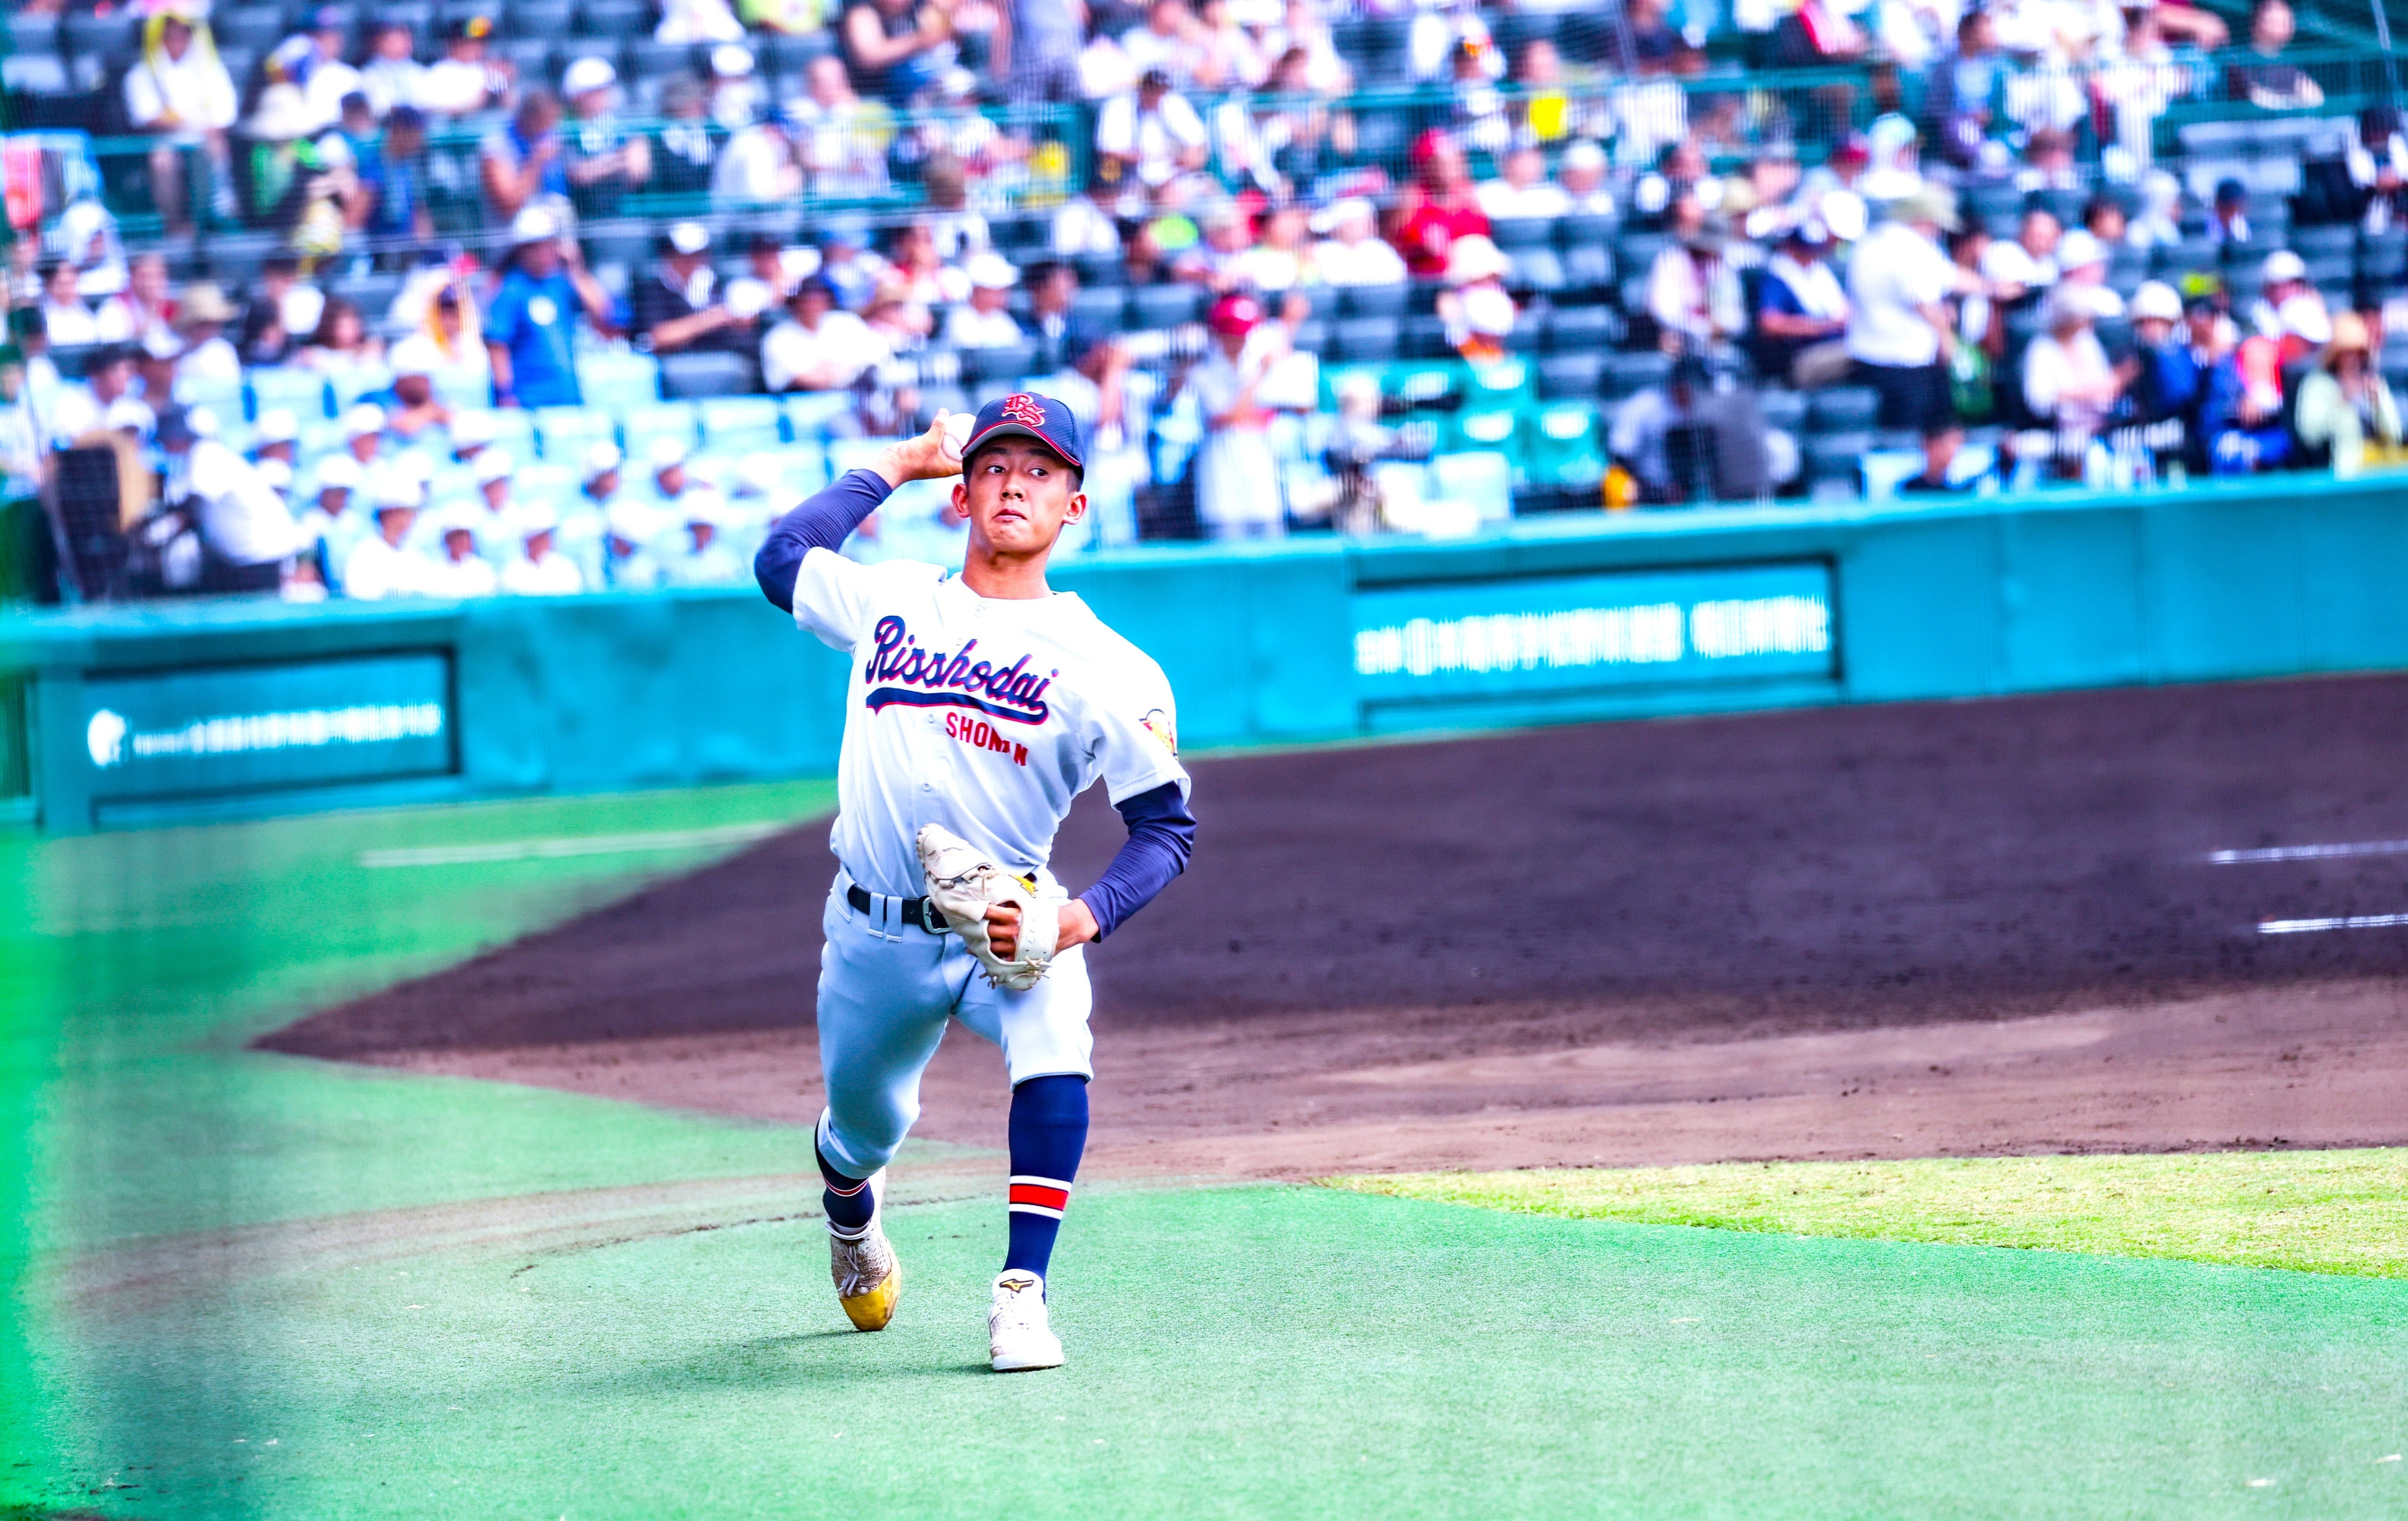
[[501, 502, 586, 595], [1846, 185, 1979, 432], [449, 409, 497, 465], [1438, 234, 1518, 365], [662, 495, 747, 587], [341, 403, 387, 467], [2250, 250, 2334, 349], [164, 407, 307, 595], [2052, 229, 2111, 291], [558, 57, 651, 219], [424, 503, 502, 597], [342, 483, 439, 600], [2022, 283, 2124, 438], [601, 497, 669, 590], [1559, 140, 1615, 215], [580, 441, 627, 513], [451, 447, 522, 563], [2127, 279, 2208, 437], [251, 408, 302, 469], [642, 436, 719, 518], [1307, 198, 1409, 287], [173, 283, 244, 393], [657, 0, 748, 44], [297, 454, 369, 588], [486, 206, 614, 409], [633, 222, 755, 357], [378, 337, 456, 447], [944, 254, 1026, 348]]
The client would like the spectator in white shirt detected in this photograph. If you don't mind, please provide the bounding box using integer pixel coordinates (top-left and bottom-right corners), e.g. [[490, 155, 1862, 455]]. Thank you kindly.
[[1307, 198, 1409, 287], [35, 263, 99, 348], [1051, 175, 1126, 257], [297, 454, 370, 588], [160, 407, 304, 593], [123, 9, 239, 234], [1476, 145, 1572, 220], [1229, 204, 1316, 293], [1119, 0, 1204, 87], [1979, 207, 2060, 304], [1645, 214, 1745, 355], [273, 8, 367, 132], [172, 283, 244, 395], [2022, 282, 2123, 435], [420, 15, 512, 118], [943, 254, 1027, 348], [1095, 69, 1211, 190], [762, 278, 888, 392], [422, 504, 501, 597], [1846, 185, 1976, 432], [1558, 140, 1616, 215], [501, 502, 586, 595], [662, 499, 748, 586], [359, 20, 427, 116], [1753, 219, 1853, 387], [343, 488, 438, 600]]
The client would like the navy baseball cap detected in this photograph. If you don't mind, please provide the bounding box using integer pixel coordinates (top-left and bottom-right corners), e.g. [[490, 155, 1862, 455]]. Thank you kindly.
[[963, 391, 1085, 471]]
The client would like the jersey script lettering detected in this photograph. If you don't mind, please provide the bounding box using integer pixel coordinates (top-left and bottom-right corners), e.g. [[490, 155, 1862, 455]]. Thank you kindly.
[[863, 614, 1058, 726]]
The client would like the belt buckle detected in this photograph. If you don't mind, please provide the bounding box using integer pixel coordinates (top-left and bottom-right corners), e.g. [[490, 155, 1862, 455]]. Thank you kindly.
[[915, 899, 949, 935]]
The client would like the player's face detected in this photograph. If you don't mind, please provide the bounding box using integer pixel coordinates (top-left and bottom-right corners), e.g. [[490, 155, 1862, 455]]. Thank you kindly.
[[953, 440, 1086, 557]]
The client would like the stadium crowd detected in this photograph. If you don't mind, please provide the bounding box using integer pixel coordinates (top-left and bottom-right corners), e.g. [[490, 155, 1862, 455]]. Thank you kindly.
[[4, 0, 2407, 601]]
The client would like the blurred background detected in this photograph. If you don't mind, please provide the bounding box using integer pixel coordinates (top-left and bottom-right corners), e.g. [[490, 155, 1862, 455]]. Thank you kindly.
[[2, 0, 2408, 598]]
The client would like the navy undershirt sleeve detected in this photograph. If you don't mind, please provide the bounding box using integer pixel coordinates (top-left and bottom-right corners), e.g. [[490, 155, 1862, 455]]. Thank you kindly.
[[1076, 780, 1195, 941], [753, 468, 897, 612]]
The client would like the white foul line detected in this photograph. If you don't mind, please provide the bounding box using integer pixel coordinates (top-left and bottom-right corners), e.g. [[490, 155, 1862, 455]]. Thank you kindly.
[[2211, 839, 2408, 864], [360, 820, 788, 869], [2258, 912, 2408, 936]]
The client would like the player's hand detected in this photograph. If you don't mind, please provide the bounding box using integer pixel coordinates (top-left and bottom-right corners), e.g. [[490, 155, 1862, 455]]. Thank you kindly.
[[981, 899, 1097, 961], [874, 411, 967, 489], [982, 900, 1022, 960]]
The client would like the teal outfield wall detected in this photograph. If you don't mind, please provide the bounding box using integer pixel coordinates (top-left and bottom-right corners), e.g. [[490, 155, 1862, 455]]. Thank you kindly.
[[5, 470, 2407, 832]]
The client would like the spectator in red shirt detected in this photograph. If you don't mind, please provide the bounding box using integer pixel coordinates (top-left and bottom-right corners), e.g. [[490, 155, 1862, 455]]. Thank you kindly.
[[1389, 129, 1489, 279]]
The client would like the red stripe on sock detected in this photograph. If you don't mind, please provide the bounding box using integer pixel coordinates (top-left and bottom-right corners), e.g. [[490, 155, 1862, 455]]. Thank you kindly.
[[1009, 1183, 1070, 1212]]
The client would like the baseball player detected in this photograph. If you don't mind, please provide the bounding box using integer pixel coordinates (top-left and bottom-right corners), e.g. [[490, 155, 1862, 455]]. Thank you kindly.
[[753, 393, 1194, 1372]]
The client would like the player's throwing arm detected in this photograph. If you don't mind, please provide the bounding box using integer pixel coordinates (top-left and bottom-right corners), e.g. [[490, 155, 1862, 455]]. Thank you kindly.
[[753, 397, 1195, 1372]]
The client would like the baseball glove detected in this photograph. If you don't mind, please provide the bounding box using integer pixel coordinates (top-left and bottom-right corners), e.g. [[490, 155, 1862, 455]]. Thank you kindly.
[[916, 824, 1063, 991]]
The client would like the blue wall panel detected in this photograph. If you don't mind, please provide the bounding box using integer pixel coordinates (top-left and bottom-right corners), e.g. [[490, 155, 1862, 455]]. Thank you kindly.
[[8, 471, 2408, 832]]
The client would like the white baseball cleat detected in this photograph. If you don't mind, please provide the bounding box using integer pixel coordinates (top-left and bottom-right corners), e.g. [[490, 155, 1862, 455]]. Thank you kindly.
[[987, 1270, 1065, 1372], [828, 1173, 901, 1332]]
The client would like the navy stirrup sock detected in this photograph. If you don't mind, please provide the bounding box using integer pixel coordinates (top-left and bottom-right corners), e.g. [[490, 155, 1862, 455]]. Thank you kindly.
[[817, 1140, 876, 1235], [1004, 1074, 1089, 1279]]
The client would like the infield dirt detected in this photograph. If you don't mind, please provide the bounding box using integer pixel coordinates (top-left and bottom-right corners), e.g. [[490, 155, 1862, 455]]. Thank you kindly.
[[261, 676, 2408, 1176]]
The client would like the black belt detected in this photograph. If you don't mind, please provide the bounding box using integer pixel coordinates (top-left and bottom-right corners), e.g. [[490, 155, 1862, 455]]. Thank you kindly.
[[847, 882, 950, 934]]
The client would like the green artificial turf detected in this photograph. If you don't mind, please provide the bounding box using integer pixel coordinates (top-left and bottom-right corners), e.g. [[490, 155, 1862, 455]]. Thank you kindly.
[[19, 1183, 2408, 1520], [0, 781, 841, 1495], [1329, 1151, 2408, 1278], [8, 789, 2408, 1518]]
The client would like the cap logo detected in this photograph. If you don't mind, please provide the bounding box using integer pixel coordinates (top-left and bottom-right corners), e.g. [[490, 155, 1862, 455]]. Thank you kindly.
[[1000, 393, 1048, 428]]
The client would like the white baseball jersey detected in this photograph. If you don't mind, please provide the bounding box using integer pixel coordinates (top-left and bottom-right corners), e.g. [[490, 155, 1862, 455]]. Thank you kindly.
[[790, 547, 1189, 899]]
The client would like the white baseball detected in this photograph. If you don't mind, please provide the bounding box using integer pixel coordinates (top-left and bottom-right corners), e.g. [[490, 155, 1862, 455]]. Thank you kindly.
[[940, 410, 973, 463]]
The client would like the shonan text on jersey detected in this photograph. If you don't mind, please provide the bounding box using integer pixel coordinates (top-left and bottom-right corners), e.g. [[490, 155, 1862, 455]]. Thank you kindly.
[[792, 548, 1189, 897]]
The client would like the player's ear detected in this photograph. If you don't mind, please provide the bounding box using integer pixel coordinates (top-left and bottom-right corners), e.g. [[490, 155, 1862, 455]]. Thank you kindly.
[[949, 480, 969, 519], [1062, 490, 1088, 523]]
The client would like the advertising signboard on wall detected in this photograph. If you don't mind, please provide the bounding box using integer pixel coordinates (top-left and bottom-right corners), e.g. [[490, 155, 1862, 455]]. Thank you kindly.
[[81, 653, 454, 802], [1352, 561, 1837, 706]]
